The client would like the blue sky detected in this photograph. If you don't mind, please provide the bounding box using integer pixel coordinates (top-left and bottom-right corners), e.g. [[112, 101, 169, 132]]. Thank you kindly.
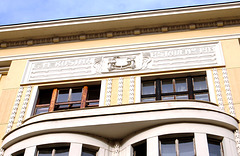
[[0, 0, 239, 26]]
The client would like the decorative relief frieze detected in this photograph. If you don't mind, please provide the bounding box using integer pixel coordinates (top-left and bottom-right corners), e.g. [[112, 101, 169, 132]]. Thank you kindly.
[[212, 69, 224, 111], [22, 42, 224, 84], [106, 78, 112, 106]]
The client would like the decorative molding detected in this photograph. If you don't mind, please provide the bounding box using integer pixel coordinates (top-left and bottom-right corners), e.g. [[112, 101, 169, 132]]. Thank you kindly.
[[222, 68, 235, 116], [117, 77, 124, 105], [5, 86, 24, 133], [17, 86, 32, 127], [0, 148, 4, 156], [99, 80, 106, 107], [1, 19, 240, 49], [21, 42, 224, 84], [212, 68, 224, 111], [106, 78, 112, 106], [129, 76, 135, 103], [221, 68, 240, 155], [113, 143, 120, 156]]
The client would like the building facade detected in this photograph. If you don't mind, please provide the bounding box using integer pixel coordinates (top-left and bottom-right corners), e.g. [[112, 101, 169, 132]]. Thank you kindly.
[[0, 2, 240, 156]]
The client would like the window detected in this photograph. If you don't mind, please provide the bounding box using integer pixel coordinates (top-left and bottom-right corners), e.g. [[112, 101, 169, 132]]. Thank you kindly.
[[35, 84, 100, 115], [141, 75, 209, 102], [12, 150, 25, 156], [37, 144, 69, 156], [81, 147, 98, 156], [133, 140, 146, 156], [159, 135, 195, 156], [208, 138, 224, 156]]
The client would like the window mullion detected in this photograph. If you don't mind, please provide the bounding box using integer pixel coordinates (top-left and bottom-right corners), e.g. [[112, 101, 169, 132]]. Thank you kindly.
[[176, 139, 179, 156], [52, 149, 55, 156], [187, 77, 194, 99], [49, 88, 58, 112], [81, 86, 88, 108], [156, 80, 161, 100]]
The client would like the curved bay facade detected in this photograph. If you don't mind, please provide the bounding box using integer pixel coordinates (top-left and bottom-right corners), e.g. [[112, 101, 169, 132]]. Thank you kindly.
[[1, 2, 240, 156]]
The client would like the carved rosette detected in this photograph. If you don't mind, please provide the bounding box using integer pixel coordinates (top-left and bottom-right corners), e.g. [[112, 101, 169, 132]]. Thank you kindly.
[[212, 69, 224, 111], [6, 86, 24, 133], [113, 143, 120, 156], [129, 76, 135, 103], [117, 77, 124, 105], [17, 86, 32, 127], [106, 78, 113, 106]]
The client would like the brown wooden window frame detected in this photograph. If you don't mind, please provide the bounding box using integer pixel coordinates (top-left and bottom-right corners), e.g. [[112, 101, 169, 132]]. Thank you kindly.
[[34, 85, 100, 115], [141, 75, 209, 102]]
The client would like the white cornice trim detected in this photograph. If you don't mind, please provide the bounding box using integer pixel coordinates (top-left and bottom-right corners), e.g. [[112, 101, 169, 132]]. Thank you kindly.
[[1, 2, 240, 32], [0, 33, 240, 62]]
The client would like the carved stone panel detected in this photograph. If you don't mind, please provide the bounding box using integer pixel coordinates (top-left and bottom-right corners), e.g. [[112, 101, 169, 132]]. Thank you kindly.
[[21, 42, 224, 84]]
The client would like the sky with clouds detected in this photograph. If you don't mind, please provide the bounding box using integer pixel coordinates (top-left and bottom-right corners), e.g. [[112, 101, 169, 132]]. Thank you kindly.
[[0, 0, 239, 26]]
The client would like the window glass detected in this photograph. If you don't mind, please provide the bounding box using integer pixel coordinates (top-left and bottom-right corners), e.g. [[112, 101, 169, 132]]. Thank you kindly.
[[208, 139, 222, 156], [81, 148, 96, 156], [57, 89, 69, 103], [193, 77, 207, 91], [161, 139, 176, 156], [38, 148, 52, 156], [195, 93, 209, 101], [141, 97, 156, 102], [35, 107, 49, 115], [162, 95, 174, 100], [179, 138, 194, 156], [38, 89, 52, 104], [175, 78, 187, 92], [162, 79, 173, 93], [133, 141, 146, 156], [142, 81, 155, 95], [71, 88, 82, 101], [55, 146, 69, 156], [176, 94, 188, 100], [88, 86, 100, 100]]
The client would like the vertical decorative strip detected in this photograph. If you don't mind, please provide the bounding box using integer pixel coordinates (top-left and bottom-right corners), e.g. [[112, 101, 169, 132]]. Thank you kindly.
[[212, 68, 224, 111], [222, 68, 235, 116], [117, 77, 124, 105], [0, 148, 4, 156], [17, 86, 32, 127], [5, 86, 24, 133], [221, 68, 240, 154], [129, 76, 135, 103], [106, 78, 112, 106]]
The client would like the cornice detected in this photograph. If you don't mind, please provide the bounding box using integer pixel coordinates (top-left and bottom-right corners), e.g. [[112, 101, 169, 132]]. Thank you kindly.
[[0, 18, 240, 49]]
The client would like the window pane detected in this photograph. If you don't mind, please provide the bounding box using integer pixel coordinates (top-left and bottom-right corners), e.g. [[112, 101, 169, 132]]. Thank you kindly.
[[71, 88, 82, 101], [195, 93, 209, 101], [193, 77, 207, 90], [57, 89, 69, 102], [162, 79, 173, 93], [55, 146, 69, 156], [81, 148, 96, 156], [88, 86, 100, 100], [179, 139, 194, 156], [161, 140, 176, 156], [175, 78, 187, 92], [38, 149, 52, 156], [142, 81, 155, 95], [176, 94, 188, 100], [141, 97, 156, 102], [162, 96, 174, 100], [38, 89, 53, 104], [208, 139, 222, 156], [133, 141, 146, 156], [35, 107, 49, 115], [87, 102, 99, 106]]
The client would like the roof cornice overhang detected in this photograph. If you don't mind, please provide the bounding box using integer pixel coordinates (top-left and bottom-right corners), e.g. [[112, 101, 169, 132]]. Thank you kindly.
[[1, 2, 240, 44]]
